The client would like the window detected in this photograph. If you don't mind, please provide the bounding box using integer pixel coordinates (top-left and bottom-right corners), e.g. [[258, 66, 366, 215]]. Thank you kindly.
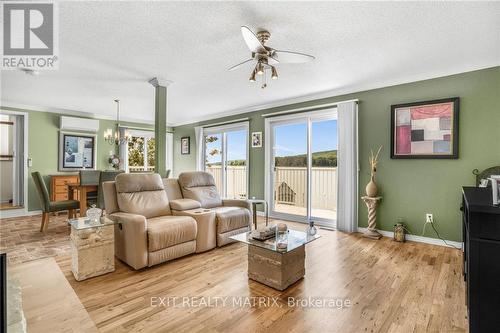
[[127, 135, 155, 172], [201, 122, 249, 199]]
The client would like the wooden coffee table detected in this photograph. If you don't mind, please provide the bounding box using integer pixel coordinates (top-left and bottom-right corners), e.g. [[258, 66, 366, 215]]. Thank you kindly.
[[230, 229, 320, 290]]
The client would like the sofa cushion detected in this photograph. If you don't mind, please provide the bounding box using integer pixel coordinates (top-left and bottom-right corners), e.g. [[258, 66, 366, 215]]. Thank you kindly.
[[116, 173, 164, 192], [163, 178, 183, 200], [169, 198, 201, 211], [147, 215, 197, 252], [115, 173, 171, 218], [178, 171, 216, 187], [213, 206, 251, 234], [178, 172, 222, 208]]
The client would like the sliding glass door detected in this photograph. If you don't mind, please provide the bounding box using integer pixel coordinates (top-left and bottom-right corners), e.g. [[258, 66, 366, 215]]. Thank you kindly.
[[203, 123, 248, 199], [273, 121, 308, 217], [267, 109, 337, 226]]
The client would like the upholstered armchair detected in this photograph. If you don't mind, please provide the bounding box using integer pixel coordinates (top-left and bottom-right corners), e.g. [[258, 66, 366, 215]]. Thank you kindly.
[[176, 172, 251, 246], [102, 173, 197, 270]]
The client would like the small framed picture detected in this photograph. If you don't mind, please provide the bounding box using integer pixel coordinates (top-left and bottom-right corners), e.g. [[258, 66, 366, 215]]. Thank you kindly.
[[251, 132, 262, 148], [181, 137, 190, 155]]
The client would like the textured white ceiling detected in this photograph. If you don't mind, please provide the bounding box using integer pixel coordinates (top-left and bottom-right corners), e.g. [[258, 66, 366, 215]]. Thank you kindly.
[[1, 1, 499, 125]]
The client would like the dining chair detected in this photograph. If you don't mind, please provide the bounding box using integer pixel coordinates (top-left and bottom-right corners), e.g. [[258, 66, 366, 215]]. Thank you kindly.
[[31, 172, 79, 232], [79, 170, 101, 206], [97, 170, 124, 209]]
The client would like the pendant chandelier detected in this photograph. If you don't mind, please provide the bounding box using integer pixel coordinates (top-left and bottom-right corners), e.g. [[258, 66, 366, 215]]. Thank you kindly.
[[104, 99, 131, 145]]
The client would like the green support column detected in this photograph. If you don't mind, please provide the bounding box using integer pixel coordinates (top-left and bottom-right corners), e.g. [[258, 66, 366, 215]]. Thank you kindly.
[[154, 85, 167, 177]]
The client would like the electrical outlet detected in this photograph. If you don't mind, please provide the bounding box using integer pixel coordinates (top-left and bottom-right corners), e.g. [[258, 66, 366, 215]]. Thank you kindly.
[[426, 213, 433, 224]]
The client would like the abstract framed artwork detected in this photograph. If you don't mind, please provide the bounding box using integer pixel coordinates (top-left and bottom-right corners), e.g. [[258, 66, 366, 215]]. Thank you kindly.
[[58, 131, 96, 171], [391, 97, 459, 159]]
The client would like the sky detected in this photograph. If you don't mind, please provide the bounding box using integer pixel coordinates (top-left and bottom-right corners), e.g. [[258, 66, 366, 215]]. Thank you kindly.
[[275, 120, 338, 156], [205, 119, 337, 164]]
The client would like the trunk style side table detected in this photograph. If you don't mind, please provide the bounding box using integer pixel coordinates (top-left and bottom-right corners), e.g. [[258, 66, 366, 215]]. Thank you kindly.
[[69, 217, 115, 281], [230, 230, 320, 290], [361, 196, 382, 239]]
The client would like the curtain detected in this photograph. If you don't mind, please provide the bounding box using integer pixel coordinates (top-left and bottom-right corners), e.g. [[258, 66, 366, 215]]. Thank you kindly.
[[194, 126, 204, 171], [119, 127, 128, 172], [336, 101, 359, 232]]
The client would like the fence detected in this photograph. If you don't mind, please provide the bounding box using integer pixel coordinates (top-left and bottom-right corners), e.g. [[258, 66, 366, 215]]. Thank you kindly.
[[129, 166, 155, 173], [205, 166, 337, 211], [206, 165, 247, 199]]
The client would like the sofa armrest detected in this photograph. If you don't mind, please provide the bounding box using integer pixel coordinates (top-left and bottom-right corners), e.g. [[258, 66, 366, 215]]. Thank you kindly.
[[170, 198, 201, 211], [172, 209, 216, 253], [222, 199, 252, 211], [108, 212, 148, 270]]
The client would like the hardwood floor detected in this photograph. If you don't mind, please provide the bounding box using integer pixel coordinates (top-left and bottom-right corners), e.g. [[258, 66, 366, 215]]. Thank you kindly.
[[0, 213, 72, 265], [1, 214, 467, 332]]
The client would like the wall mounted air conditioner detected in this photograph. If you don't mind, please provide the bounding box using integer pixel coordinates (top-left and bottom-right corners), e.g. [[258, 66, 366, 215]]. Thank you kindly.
[[60, 116, 99, 133]]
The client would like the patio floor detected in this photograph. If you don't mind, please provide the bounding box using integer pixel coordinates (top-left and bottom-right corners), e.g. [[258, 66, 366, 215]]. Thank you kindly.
[[274, 204, 336, 220]]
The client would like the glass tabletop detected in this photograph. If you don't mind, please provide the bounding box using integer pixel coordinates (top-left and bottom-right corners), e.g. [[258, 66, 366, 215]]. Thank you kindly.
[[69, 216, 115, 230], [230, 229, 320, 253]]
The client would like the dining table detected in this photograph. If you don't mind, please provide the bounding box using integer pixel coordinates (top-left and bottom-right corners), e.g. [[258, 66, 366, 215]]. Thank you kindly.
[[68, 183, 98, 216]]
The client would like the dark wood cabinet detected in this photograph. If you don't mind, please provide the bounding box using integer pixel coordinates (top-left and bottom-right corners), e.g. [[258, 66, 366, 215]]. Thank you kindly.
[[462, 187, 500, 333]]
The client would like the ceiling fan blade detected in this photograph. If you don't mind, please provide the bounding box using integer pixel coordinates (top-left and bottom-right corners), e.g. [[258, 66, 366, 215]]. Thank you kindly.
[[274, 50, 315, 63], [267, 56, 279, 65], [241, 26, 266, 53], [228, 59, 254, 71]]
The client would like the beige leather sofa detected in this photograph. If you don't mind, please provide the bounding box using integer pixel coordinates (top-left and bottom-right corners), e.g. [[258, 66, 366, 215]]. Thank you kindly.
[[103, 173, 199, 270], [167, 172, 252, 247], [103, 172, 252, 270]]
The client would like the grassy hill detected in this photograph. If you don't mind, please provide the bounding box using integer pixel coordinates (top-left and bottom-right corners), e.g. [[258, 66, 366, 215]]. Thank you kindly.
[[207, 150, 337, 167], [275, 150, 337, 167]]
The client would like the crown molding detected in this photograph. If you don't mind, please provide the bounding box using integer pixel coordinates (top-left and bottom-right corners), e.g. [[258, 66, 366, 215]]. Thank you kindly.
[[170, 63, 499, 127], [0, 101, 156, 125], [2, 64, 497, 128]]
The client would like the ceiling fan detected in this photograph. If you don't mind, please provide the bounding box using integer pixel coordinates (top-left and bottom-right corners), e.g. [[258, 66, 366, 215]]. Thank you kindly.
[[229, 26, 315, 89]]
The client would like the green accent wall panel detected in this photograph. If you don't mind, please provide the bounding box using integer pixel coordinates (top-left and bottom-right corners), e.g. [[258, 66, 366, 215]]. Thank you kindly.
[[173, 67, 500, 242], [0, 109, 152, 211]]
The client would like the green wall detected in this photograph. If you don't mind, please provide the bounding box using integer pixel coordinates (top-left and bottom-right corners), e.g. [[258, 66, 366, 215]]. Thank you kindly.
[[0, 109, 153, 211], [173, 67, 500, 242]]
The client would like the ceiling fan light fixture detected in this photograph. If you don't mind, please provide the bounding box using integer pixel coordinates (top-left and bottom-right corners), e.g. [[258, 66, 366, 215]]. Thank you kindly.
[[230, 27, 315, 89], [256, 62, 264, 75], [249, 69, 257, 82], [271, 66, 278, 80]]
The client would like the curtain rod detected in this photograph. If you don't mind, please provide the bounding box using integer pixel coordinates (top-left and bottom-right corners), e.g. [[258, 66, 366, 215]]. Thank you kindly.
[[261, 99, 358, 118], [118, 124, 173, 133], [201, 117, 249, 129]]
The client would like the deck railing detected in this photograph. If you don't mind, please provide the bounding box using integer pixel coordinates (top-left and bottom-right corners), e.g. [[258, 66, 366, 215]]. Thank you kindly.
[[129, 166, 155, 173], [205, 166, 337, 210]]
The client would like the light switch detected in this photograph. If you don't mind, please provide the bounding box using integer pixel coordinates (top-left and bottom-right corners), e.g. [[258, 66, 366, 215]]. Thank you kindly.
[[27, 158, 33, 167]]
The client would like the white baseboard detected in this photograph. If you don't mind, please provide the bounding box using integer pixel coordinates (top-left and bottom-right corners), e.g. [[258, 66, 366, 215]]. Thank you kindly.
[[357, 227, 463, 249], [244, 211, 462, 248], [0, 209, 42, 219]]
